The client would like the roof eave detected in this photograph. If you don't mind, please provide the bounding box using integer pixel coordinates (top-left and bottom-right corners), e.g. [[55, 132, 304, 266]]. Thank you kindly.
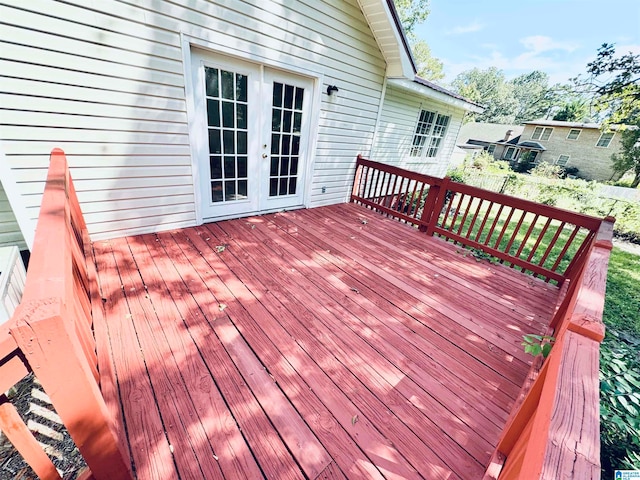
[[387, 78, 484, 112], [357, 0, 416, 79]]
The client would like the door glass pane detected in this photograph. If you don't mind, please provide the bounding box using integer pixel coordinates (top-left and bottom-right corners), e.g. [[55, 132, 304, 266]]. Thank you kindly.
[[269, 81, 304, 197], [238, 157, 248, 177], [221, 70, 234, 100], [204, 66, 250, 203], [210, 156, 222, 179], [205, 68, 219, 97]]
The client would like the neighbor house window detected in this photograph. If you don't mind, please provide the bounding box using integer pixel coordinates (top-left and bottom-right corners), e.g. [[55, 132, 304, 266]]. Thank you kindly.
[[503, 147, 519, 160], [567, 129, 581, 140], [531, 126, 553, 141], [556, 154, 570, 166], [596, 132, 615, 147], [410, 110, 450, 158], [486, 144, 496, 155], [527, 151, 539, 163]]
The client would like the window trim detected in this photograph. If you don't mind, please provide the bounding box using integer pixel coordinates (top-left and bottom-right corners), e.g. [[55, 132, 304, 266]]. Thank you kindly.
[[503, 146, 519, 161], [596, 131, 615, 148], [409, 109, 450, 159], [566, 129, 581, 140], [531, 126, 553, 141], [486, 144, 496, 155], [556, 154, 570, 166]]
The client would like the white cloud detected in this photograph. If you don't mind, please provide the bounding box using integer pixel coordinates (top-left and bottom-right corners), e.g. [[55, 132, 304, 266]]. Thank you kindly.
[[519, 35, 580, 54], [446, 21, 485, 35], [439, 35, 591, 86]]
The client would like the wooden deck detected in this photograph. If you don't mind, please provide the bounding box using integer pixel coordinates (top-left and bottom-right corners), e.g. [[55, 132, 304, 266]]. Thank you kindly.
[[91, 202, 559, 480]]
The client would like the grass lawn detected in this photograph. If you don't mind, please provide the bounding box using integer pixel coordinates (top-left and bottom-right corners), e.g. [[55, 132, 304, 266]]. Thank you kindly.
[[600, 246, 640, 475]]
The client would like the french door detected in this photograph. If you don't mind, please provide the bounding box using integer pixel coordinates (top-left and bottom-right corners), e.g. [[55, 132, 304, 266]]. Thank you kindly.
[[191, 50, 314, 221]]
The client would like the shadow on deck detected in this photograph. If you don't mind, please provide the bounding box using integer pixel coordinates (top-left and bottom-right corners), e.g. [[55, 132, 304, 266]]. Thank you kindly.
[[92, 203, 557, 479]]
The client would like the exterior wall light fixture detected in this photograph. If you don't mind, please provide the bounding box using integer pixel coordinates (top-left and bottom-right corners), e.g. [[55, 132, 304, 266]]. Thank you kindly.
[[326, 85, 339, 96]]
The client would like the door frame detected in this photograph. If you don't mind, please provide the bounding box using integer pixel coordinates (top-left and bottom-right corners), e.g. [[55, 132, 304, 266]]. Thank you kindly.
[[181, 34, 323, 225]]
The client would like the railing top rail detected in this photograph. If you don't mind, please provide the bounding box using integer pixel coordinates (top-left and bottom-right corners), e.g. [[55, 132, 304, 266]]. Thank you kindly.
[[448, 181, 603, 231], [351, 157, 609, 285]]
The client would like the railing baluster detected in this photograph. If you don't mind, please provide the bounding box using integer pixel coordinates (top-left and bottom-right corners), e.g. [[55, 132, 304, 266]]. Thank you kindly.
[[537, 221, 565, 270], [350, 156, 605, 284], [474, 201, 494, 243], [550, 225, 581, 273], [514, 214, 540, 262], [524, 217, 553, 271]]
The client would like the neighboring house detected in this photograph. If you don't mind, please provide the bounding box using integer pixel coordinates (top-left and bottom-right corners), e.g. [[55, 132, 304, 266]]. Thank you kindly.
[[518, 120, 623, 180], [0, 0, 481, 245], [451, 123, 524, 167], [455, 120, 624, 181]]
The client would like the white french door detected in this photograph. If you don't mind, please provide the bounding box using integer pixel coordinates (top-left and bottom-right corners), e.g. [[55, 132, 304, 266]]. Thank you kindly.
[[191, 50, 314, 221]]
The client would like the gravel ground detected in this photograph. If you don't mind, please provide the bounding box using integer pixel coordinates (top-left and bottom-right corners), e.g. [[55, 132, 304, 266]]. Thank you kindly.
[[0, 374, 86, 480]]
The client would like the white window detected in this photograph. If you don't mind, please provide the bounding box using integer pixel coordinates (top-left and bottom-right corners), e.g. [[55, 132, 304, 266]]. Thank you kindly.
[[410, 110, 450, 158], [566, 129, 581, 140], [556, 155, 570, 166], [596, 132, 614, 147], [528, 151, 540, 164], [503, 147, 519, 160], [531, 126, 553, 141], [486, 144, 496, 155]]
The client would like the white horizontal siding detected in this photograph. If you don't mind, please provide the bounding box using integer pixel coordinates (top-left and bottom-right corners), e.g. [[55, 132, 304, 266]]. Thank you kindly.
[[371, 84, 466, 177], [0, 0, 388, 238], [0, 183, 27, 250]]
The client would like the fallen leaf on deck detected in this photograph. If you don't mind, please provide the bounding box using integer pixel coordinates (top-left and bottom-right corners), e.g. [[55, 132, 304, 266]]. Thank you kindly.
[[351, 414, 359, 425], [219, 304, 227, 312]]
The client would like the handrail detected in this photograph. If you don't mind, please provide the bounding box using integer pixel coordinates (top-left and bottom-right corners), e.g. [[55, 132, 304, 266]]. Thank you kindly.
[[350, 155, 611, 480], [488, 218, 613, 479], [351, 156, 604, 285], [0, 149, 132, 479]]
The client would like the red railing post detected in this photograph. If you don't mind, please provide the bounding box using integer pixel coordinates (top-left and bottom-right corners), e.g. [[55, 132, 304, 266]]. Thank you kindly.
[[350, 154, 364, 202], [6, 149, 133, 480], [420, 176, 450, 234]]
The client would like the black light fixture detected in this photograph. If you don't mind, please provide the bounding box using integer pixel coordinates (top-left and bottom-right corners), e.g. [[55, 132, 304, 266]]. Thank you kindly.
[[326, 85, 339, 96]]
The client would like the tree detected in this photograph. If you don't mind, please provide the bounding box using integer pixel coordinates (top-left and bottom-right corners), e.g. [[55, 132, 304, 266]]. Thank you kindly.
[[510, 71, 559, 123], [611, 122, 640, 187], [393, 0, 445, 83], [411, 40, 444, 81], [451, 67, 518, 123], [575, 43, 640, 124], [552, 99, 591, 122], [393, 0, 430, 35]]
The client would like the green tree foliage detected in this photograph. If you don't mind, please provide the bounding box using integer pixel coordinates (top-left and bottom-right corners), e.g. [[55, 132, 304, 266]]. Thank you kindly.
[[611, 122, 640, 188], [552, 99, 592, 122], [392, 0, 445, 82], [393, 0, 430, 36], [511, 71, 558, 124], [576, 43, 640, 124], [411, 40, 444, 81], [451, 67, 519, 123]]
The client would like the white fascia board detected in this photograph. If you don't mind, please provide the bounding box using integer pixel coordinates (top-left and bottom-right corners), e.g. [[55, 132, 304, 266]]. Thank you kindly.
[[387, 78, 484, 113], [357, 0, 415, 79]]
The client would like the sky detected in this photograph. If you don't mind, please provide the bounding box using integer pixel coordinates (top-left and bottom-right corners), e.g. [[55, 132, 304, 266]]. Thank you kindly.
[[415, 0, 640, 86]]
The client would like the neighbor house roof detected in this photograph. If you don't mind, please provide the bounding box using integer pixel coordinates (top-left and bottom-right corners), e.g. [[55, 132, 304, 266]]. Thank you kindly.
[[523, 120, 602, 129], [457, 123, 524, 144]]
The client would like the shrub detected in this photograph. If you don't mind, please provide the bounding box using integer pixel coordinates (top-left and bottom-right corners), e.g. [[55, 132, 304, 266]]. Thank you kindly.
[[530, 162, 564, 179]]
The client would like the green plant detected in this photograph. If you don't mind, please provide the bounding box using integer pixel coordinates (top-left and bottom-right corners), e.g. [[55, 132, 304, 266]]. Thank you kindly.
[[530, 162, 564, 179], [600, 334, 640, 475], [522, 334, 555, 358]]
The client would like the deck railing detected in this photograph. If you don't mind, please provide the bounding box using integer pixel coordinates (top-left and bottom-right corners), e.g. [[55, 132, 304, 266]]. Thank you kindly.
[[351, 156, 612, 479], [351, 156, 603, 285], [0, 149, 132, 479]]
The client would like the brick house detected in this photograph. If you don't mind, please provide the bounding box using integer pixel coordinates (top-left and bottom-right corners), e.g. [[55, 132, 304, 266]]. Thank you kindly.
[[515, 120, 623, 180], [454, 120, 624, 181]]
